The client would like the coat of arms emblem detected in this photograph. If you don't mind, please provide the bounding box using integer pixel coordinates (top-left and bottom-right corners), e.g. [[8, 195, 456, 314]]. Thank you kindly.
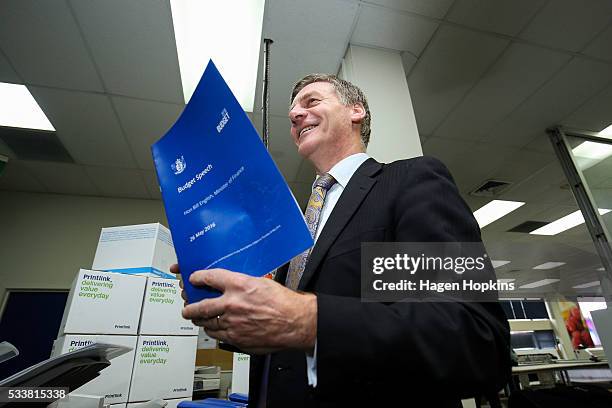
[[171, 156, 186, 175]]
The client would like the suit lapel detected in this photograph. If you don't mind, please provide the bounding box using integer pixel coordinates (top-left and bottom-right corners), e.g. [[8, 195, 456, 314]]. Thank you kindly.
[[297, 158, 382, 291]]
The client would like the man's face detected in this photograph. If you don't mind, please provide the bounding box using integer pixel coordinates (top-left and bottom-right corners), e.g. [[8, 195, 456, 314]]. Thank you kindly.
[[288, 81, 354, 159]]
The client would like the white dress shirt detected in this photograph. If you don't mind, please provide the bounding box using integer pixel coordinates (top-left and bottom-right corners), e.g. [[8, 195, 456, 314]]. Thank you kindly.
[[305, 152, 370, 387]]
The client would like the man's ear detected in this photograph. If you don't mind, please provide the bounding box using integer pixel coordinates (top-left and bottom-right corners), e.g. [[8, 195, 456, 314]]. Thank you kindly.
[[350, 103, 366, 124]]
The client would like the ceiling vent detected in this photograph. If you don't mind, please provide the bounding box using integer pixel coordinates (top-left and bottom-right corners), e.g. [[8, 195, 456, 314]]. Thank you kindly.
[[508, 221, 548, 233], [470, 179, 512, 197], [0, 126, 73, 163]]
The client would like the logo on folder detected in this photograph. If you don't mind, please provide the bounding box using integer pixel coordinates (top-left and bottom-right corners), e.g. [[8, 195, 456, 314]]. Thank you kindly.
[[171, 156, 187, 175]]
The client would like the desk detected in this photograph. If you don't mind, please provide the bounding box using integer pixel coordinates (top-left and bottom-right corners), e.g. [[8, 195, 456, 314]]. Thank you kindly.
[[512, 360, 610, 388]]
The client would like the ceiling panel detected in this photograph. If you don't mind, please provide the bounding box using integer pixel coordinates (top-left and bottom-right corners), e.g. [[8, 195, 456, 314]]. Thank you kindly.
[[22, 161, 99, 196], [141, 170, 161, 199], [408, 25, 509, 135], [487, 148, 555, 185], [0, 50, 21, 84], [583, 24, 612, 62], [351, 5, 439, 55], [422, 136, 518, 193], [85, 166, 150, 199], [0, 160, 47, 192], [561, 84, 612, 133], [519, 0, 612, 52], [435, 43, 570, 141], [486, 57, 612, 148], [69, 0, 183, 103], [252, 113, 302, 182], [363, 0, 454, 18], [260, 0, 360, 116], [499, 161, 576, 206], [0, 0, 104, 92], [112, 96, 183, 170], [28, 86, 136, 168], [446, 0, 547, 36]]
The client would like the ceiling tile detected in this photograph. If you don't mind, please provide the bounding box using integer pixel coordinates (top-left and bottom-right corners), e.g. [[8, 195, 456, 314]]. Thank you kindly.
[[0, 159, 46, 192], [487, 148, 556, 185], [112, 96, 183, 170], [0, 0, 104, 91], [69, 0, 183, 103], [22, 161, 99, 196], [363, 0, 454, 18], [352, 5, 439, 55], [446, 0, 546, 36], [260, 0, 360, 116], [28, 87, 136, 168], [423, 136, 517, 193], [0, 50, 21, 84], [408, 25, 509, 135], [561, 84, 612, 133], [252, 113, 302, 182], [85, 166, 149, 199], [519, 0, 612, 52], [141, 170, 161, 199], [435, 43, 570, 140], [582, 24, 612, 63], [486, 57, 612, 148], [499, 161, 576, 207]]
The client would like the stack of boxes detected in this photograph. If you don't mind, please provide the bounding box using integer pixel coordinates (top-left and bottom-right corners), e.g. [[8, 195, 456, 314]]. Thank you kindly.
[[53, 223, 198, 408]]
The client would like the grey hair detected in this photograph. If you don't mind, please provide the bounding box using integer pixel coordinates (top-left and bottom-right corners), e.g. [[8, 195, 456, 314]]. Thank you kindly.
[[290, 74, 371, 146]]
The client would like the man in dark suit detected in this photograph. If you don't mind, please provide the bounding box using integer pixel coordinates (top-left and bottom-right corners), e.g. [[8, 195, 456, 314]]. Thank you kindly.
[[178, 74, 511, 407]]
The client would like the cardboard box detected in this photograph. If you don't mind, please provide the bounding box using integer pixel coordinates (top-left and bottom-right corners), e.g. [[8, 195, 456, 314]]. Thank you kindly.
[[128, 336, 197, 402], [231, 353, 250, 395], [52, 335, 137, 404], [126, 398, 191, 408], [59, 269, 146, 335], [139, 277, 196, 336], [92, 223, 177, 279]]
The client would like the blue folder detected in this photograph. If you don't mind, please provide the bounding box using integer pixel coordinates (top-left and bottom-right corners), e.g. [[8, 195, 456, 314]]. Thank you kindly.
[[151, 60, 312, 302]]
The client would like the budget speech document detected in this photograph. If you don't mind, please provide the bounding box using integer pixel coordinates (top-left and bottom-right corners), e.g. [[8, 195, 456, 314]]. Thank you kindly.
[[152, 60, 312, 302]]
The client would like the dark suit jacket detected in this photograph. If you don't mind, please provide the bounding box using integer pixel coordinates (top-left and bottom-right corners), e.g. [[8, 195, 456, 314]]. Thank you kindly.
[[248, 156, 511, 407]]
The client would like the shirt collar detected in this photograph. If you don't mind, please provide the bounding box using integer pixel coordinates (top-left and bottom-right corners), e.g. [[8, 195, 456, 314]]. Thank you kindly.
[[312, 152, 370, 190]]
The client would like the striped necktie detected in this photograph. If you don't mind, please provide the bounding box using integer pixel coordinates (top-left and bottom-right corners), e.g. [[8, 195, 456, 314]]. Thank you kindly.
[[285, 173, 336, 290]]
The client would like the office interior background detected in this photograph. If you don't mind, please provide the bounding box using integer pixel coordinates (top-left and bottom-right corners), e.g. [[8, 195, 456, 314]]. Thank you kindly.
[[1, 0, 612, 403]]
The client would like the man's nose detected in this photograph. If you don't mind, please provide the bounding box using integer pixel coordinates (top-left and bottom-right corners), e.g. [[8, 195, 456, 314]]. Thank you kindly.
[[289, 106, 306, 122]]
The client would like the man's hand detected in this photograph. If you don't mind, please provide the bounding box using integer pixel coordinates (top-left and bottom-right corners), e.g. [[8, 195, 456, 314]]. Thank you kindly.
[[170, 264, 317, 355]]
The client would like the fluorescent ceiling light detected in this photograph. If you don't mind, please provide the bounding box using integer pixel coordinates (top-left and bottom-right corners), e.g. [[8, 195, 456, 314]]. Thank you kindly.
[[0, 82, 55, 131], [496, 278, 516, 283], [573, 281, 600, 289], [519, 278, 560, 289], [533, 262, 566, 270], [572, 141, 612, 171], [492, 260, 511, 268], [598, 123, 612, 138], [473, 200, 525, 228], [530, 209, 611, 235], [597, 267, 605, 271], [170, 0, 265, 111]]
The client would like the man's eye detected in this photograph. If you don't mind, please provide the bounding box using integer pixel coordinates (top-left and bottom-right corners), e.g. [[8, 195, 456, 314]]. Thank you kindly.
[[308, 98, 320, 106]]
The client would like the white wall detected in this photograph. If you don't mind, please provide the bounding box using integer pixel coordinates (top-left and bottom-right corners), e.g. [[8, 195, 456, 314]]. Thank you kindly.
[[0, 191, 167, 306]]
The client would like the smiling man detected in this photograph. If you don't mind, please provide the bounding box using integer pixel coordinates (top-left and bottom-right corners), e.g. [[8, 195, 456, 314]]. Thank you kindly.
[[176, 74, 511, 407]]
